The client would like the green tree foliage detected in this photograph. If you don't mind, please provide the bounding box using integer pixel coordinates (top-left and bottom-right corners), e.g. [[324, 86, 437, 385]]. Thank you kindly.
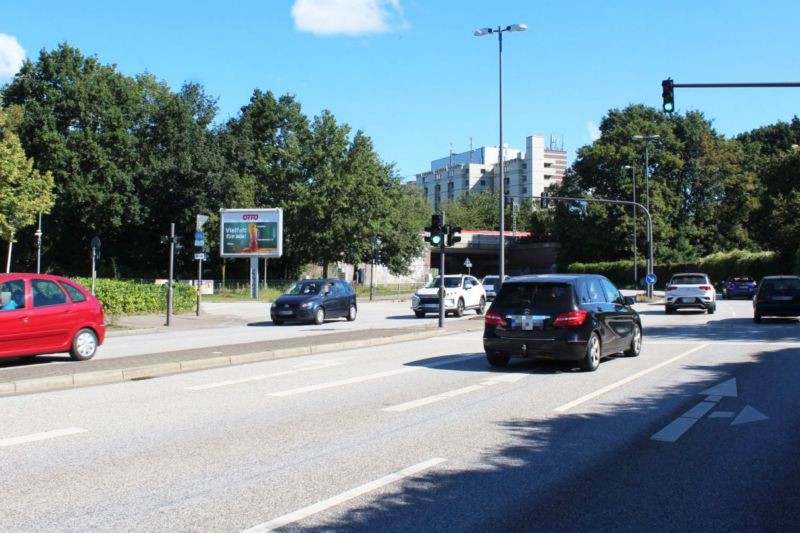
[[0, 107, 55, 253]]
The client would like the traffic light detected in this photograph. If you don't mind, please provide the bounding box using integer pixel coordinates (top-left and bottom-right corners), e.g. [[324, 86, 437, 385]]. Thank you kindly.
[[662, 78, 675, 113], [425, 213, 445, 247], [447, 225, 462, 246], [540, 191, 549, 209]]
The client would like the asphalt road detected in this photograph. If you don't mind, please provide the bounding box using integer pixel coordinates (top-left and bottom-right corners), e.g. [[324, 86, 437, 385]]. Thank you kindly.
[[1, 298, 798, 531]]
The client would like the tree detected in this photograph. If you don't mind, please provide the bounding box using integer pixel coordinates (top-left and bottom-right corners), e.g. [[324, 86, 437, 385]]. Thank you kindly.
[[0, 107, 55, 270]]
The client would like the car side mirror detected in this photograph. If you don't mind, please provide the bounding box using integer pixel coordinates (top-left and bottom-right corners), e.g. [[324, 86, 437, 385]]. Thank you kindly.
[[623, 295, 636, 306]]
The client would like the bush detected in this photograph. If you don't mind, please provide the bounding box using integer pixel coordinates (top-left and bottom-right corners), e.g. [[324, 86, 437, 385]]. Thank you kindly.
[[74, 278, 196, 318]]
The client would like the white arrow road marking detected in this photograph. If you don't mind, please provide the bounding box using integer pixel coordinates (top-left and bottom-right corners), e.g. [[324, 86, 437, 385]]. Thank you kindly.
[[731, 405, 769, 426], [700, 378, 738, 398], [242, 457, 447, 532], [0, 427, 87, 448], [651, 401, 717, 442]]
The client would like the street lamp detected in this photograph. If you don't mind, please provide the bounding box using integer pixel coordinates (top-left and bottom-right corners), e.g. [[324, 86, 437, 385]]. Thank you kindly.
[[35, 212, 43, 274], [623, 165, 637, 284], [475, 23, 527, 286], [632, 134, 660, 298]]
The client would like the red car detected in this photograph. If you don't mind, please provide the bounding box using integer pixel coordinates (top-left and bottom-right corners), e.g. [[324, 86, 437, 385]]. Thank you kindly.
[[0, 273, 106, 361]]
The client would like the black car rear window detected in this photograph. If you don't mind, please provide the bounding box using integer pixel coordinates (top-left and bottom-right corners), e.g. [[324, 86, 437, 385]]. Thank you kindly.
[[761, 279, 800, 292], [671, 275, 708, 285], [494, 283, 575, 312]]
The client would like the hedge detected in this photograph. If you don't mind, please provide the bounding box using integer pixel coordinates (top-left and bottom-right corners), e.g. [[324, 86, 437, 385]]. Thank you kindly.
[[74, 278, 196, 317], [567, 250, 785, 289]]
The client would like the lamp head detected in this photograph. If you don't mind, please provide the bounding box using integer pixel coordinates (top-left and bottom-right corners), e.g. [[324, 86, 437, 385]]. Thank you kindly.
[[474, 27, 493, 37], [507, 24, 528, 32]]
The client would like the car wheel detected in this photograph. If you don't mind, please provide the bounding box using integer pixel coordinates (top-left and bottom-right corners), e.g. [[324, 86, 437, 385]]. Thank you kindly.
[[580, 332, 601, 372], [273, 319, 284, 326], [665, 305, 674, 314], [70, 328, 98, 361], [625, 323, 642, 357], [476, 297, 486, 315], [313, 307, 325, 325], [486, 351, 510, 368], [754, 313, 762, 323], [455, 299, 465, 317], [708, 304, 716, 314], [414, 310, 426, 318], [346, 304, 357, 322]]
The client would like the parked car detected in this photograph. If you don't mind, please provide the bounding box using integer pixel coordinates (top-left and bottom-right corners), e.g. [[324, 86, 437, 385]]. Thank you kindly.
[[270, 279, 357, 325], [0, 273, 106, 361], [481, 274, 509, 302], [664, 272, 716, 314], [722, 276, 757, 299], [411, 274, 486, 317], [483, 274, 641, 372], [753, 275, 800, 323]]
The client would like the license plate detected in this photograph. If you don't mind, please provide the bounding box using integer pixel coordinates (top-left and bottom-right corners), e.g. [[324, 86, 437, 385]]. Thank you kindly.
[[278, 310, 293, 315], [509, 315, 547, 330], [681, 297, 694, 302], [773, 296, 792, 301]]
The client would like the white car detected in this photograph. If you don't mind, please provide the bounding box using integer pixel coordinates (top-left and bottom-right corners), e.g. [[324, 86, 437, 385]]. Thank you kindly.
[[665, 272, 716, 314], [411, 274, 486, 318], [480, 274, 509, 301]]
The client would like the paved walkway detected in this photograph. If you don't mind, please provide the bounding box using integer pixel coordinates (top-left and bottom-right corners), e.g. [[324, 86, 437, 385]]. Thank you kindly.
[[0, 310, 485, 396]]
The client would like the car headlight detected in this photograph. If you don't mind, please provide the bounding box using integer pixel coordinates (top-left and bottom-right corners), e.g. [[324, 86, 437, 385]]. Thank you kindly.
[[270, 302, 277, 309], [411, 295, 419, 305], [300, 301, 313, 309]]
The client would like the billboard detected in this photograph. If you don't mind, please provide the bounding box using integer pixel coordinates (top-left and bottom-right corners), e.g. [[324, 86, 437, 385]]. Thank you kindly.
[[219, 208, 283, 258]]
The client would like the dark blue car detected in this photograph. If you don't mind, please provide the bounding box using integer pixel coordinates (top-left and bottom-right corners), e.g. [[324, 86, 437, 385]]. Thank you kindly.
[[722, 276, 757, 299], [270, 279, 357, 325]]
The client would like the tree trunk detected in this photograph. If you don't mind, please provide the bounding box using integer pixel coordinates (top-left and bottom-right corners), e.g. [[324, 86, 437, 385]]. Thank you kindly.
[[322, 260, 328, 278]]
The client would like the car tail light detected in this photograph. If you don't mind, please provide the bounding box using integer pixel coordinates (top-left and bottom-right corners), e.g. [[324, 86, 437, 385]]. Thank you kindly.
[[485, 311, 505, 326], [699, 285, 712, 291], [553, 310, 588, 327]]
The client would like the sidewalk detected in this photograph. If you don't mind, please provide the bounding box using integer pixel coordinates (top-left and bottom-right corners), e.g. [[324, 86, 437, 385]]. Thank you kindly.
[[0, 311, 485, 397]]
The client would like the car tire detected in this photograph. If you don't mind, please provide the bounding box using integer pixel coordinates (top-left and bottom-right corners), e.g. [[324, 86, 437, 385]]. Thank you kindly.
[[665, 305, 674, 314], [486, 351, 510, 368], [70, 328, 98, 361], [273, 319, 284, 326], [455, 299, 465, 317], [625, 323, 642, 357], [415, 311, 425, 318], [313, 307, 325, 325], [580, 332, 601, 372], [346, 304, 357, 322], [476, 297, 486, 315], [754, 313, 762, 323], [708, 304, 716, 314]]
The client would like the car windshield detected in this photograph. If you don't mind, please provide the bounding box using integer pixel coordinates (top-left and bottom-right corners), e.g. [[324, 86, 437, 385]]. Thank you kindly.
[[671, 275, 708, 285], [482, 276, 499, 285], [287, 281, 322, 295], [426, 277, 461, 289]]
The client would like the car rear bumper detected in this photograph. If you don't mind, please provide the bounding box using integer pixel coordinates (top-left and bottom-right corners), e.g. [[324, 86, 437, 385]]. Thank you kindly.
[[483, 330, 587, 361], [665, 296, 714, 309], [754, 303, 800, 317]]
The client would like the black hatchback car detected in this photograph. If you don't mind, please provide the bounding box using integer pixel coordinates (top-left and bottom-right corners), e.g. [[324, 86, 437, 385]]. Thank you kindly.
[[483, 274, 641, 371], [753, 275, 800, 323], [270, 279, 357, 325]]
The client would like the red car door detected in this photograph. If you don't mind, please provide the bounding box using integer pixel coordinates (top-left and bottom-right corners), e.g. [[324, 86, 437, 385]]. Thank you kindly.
[[26, 278, 75, 353], [0, 277, 32, 358]]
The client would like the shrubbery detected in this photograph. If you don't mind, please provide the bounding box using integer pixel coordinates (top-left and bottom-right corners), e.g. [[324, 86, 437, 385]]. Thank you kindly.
[[74, 278, 195, 318]]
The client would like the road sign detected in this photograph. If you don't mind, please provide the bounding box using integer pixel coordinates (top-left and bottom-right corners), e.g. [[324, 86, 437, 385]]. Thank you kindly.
[[194, 231, 204, 247], [90, 236, 101, 250], [194, 253, 206, 261], [645, 273, 657, 285], [196, 214, 209, 231], [464, 258, 472, 269]]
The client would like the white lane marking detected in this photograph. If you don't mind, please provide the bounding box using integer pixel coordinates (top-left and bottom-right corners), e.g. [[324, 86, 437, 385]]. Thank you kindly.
[[242, 457, 447, 532], [554, 344, 709, 412], [384, 373, 527, 412], [731, 405, 768, 426], [708, 411, 735, 418], [651, 416, 699, 442], [0, 427, 87, 448], [682, 401, 717, 419], [187, 360, 347, 391], [267, 355, 480, 398]]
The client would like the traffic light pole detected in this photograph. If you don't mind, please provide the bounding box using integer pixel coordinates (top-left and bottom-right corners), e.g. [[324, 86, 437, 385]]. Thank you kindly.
[[438, 241, 445, 328], [166, 223, 175, 327]]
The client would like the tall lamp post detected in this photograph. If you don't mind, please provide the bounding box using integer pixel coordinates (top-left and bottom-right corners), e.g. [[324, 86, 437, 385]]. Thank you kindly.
[[35, 212, 43, 274], [623, 165, 637, 284], [632, 134, 660, 298], [475, 23, 527, 285]]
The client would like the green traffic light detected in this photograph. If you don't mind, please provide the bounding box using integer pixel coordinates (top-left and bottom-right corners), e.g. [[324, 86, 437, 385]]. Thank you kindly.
[[431, 234, 442, 245], [663, 102, 674, 112]]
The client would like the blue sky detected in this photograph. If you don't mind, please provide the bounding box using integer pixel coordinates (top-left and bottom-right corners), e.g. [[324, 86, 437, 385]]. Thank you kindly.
[[2, 0, 799, 182]]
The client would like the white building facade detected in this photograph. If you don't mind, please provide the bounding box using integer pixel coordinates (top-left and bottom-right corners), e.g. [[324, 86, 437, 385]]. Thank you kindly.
[[415, 134, 567, 210]]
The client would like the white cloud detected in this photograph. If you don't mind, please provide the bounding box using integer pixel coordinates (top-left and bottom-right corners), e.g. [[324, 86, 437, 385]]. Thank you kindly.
[[587, 121, 601, 142], [292, 0, 404, 36], [0, 34, 25, 78]]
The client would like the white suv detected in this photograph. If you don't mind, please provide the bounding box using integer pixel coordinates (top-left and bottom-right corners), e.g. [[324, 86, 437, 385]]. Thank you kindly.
[[665, 272, 716, 314], [411, 274, 486, 318]]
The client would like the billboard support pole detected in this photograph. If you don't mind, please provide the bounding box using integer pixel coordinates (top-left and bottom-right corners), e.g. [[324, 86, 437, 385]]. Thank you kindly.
[[250, 256, 259, 299]]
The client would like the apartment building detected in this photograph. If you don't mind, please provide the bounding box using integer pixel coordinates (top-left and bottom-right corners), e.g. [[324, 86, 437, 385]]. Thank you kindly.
[[415, 134, 567, 210]]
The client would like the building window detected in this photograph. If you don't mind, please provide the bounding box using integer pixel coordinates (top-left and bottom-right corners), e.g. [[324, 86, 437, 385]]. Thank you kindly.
[[424, 187, 428, 198], [480, 179, 486, 186], [522, 187, 528, 194], [545, 175, 553, 180], [544, 162, 552, 168]]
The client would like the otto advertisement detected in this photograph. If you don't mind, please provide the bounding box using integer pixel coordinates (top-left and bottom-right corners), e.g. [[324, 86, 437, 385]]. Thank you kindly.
[[219, 208, 283, 258]]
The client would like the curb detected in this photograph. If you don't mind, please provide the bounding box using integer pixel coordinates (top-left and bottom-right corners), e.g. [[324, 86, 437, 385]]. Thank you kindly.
[[1, 324, 484, 397]]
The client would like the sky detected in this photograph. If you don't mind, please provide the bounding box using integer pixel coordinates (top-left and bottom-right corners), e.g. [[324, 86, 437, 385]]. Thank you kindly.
[[2, 0, 799, 182]]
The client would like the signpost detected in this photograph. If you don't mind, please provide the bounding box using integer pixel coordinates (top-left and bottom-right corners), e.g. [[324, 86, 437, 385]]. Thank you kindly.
[[464, 257, 472, 275], [194, 216, 209, 316], [90, 236, 101, 295]]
